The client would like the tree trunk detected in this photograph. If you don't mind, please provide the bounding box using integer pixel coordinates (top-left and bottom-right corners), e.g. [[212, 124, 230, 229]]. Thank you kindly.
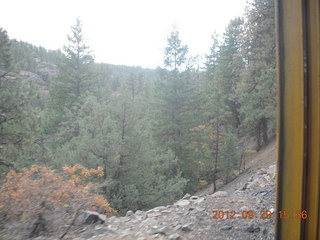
[[103, 155, 107, 180], [212, 119, 220, 192], [256, 122, 262, 151], [261, 117, 269, 145], [256, 118, 268, 150]]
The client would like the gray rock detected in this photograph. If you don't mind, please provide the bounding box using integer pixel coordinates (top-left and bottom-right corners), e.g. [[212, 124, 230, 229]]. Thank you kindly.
[[174, 225, 182, 231], [150, 226, 171, 235], [153, 206, 167, 212], [192, 197, 204, 204], [174, 199, 190, 207], [106, 216, 115, 222], [135, 210, 145, 215], [120, 228, 134, 237], [267, 165, 276, 178], [182, 193, 191, 199], [195, 207, 205, 212], [181, 224, 193, 232], [126, 210, 134, 217], [240, 206, 249, 211], [77, 210, 106, 225], [240, 183, 249, 191], [245, 225, 261, 233], [168, 233, 182, 240], [247, 177, 267, 189], [83, 232, 96, 239], [221, 225, 232, 230], [211, 191, 228, 198], [147, 212, 162, 218], [161, 209, 172, 214], [257, 168, 267, 175], [107, 224, 118, 231], [147, 209, 155, 214]]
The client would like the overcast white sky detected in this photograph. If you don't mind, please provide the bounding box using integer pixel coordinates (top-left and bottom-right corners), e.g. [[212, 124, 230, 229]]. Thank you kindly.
[[0, 0, 247, 69]]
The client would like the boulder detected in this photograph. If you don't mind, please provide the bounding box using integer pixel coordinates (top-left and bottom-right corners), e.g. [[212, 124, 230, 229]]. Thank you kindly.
[[169, 233, 182, 240], [249, 176, 268, 188], [267, 165, 277, 178], [221, 225, 232, 230], [190, 195, 199, 200], [76, 210, 106, 225], [153, 206, 167, 212], [211, 191, 228, 198], [257, 168, 267, 175], [192, 197, 204, 204], [174, 199, 190, 207], [181, 224, 193, 232], [150, 226, 171, 235], [182, 193, 191, 199], [245, 225, 261, 233], [135, 210, 145, 215], [126, 210, 134, 217]]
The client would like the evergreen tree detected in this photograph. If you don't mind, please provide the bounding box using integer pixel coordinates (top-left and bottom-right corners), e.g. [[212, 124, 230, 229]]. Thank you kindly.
[[238, 0, 276, 149], [219, 131, 239, 183], [205, 35, 225, 192], [154, 27, 205, 192], [48, 18, 95, 144], [0, 28, 11, 70], [0, 29, 43, 171], [154, 27, 189, 164], [215, 17, 244, 129], [54, 76, 187, 212], [164, 25, 188, 71], [0, 29, 22, 171]]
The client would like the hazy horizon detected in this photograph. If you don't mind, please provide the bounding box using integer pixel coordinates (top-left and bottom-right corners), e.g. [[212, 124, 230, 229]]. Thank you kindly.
[[0, 0, 247, 68]]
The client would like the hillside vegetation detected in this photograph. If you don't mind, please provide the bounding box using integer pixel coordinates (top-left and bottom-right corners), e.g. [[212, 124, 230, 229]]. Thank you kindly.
[[0, 0, 275, 238]]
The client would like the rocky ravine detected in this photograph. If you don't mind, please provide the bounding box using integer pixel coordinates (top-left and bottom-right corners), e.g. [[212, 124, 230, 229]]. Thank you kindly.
[[53, 156, 276, 240]]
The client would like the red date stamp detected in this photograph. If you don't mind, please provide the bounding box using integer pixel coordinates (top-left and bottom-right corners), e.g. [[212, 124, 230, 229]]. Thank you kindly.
[[212, 210, 308, 220]]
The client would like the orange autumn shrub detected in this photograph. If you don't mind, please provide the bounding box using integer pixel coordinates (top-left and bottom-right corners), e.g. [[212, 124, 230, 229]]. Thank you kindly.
[[62, 164, 104, 185], [0, 165, 116, 223]]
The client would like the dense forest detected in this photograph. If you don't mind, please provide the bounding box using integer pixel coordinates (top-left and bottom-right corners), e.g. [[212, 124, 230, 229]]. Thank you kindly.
[[0, 0, 275, 225]]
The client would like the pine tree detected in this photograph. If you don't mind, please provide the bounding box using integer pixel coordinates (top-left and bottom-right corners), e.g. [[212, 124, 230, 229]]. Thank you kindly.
[[238, 0, 276, 149], [215, 17, 244, 129], [205, 20, 244, 190], [0, 28, 11, 70], [0, 29, 42, 171], [164, 25, 188, 71], [54, 18, 95, 107], [154, 27, 189, 162], [54, 77, 187, 212], [219, 131, 239, 183], [48, 18, 95, 144], [153, 27, 206, 193], [205, 34, 226, 192], [0, 28, 22, 171]]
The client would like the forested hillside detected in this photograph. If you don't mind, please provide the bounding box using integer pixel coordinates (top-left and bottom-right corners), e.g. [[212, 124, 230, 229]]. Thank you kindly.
[[0, 0, 275, 238]]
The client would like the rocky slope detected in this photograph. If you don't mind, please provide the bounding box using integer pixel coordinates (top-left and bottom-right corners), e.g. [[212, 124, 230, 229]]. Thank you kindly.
[[0, 141, 276, 240], [58, 140, 276, 240]]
